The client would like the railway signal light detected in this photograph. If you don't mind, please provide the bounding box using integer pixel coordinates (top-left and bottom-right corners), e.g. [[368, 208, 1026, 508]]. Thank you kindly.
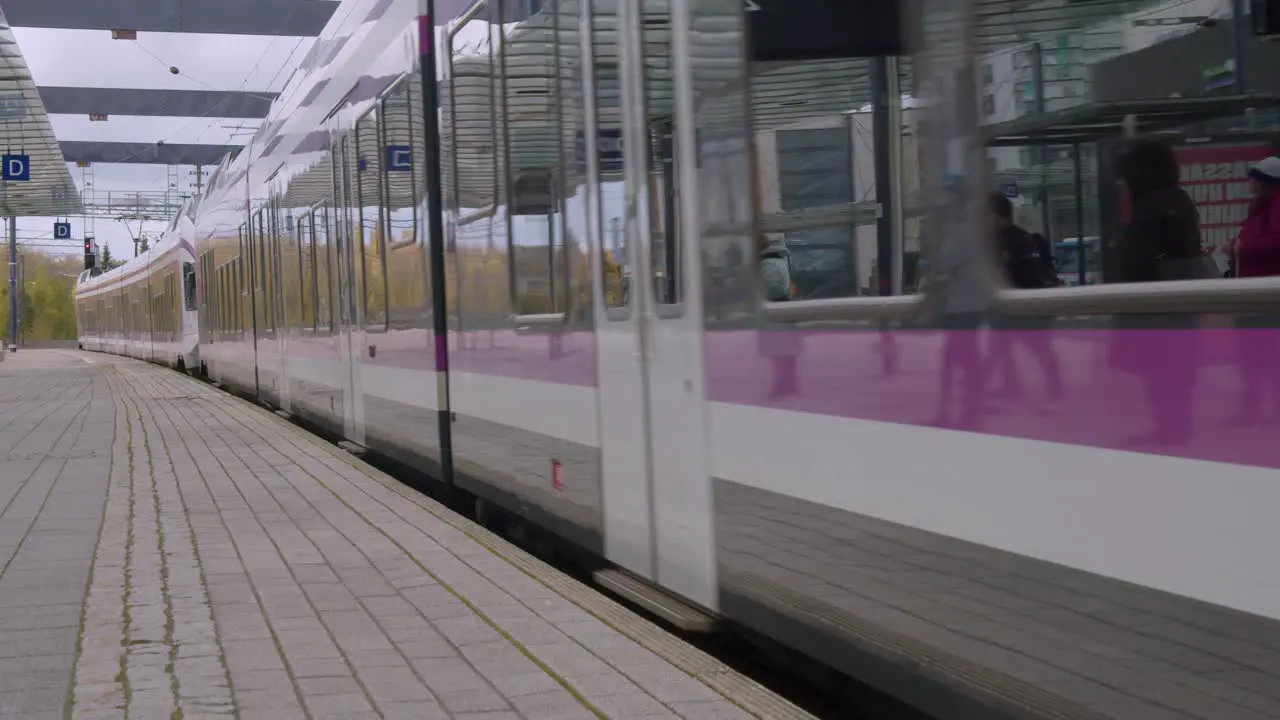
[[84, 238, 96, 271]]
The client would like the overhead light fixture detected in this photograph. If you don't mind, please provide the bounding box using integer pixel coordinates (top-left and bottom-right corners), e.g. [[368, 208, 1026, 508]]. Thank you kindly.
[[111, 29, 138, 40]]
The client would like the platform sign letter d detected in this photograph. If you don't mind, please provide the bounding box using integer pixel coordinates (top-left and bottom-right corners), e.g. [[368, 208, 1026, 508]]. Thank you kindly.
[[1, 154, 29, 182]]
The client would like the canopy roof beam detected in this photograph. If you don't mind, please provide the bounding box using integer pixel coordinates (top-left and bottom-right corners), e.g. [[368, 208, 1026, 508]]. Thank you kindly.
[[40, 87, 276, 119], [4, 0, 339, 37], [60, 141, 238, 166]]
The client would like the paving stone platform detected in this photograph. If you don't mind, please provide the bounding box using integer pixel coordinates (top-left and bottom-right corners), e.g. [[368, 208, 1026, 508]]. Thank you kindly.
[[0, 350, 809, 720]]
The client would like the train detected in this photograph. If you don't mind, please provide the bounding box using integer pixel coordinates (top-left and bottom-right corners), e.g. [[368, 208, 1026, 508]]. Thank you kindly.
[[76, 0, 1280, 718]]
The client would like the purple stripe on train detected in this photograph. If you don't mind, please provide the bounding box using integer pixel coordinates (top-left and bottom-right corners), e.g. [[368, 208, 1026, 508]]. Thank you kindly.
[[709, 328, 1280, 470], [286, 325, 1280, 469], [360, 328, 597, 386]]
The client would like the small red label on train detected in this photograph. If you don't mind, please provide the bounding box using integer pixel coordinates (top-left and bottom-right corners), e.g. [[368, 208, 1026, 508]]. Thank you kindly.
[[551, 459, 563, 491]]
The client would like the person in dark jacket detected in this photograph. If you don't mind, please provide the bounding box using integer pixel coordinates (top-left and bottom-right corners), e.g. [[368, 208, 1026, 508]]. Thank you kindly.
[[987, 192, 1063, 403], [990, 193, 1057, 289], [1110, 140, 1201, 445], [1115, 140, 1206, 283]]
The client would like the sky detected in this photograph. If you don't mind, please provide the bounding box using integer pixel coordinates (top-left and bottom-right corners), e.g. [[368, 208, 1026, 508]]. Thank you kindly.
[[11, 21, 318, 262]]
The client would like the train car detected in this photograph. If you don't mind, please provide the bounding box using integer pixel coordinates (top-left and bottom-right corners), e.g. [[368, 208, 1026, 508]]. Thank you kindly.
[[74, 207, 199, 371], [77, 0, 1280, 718]]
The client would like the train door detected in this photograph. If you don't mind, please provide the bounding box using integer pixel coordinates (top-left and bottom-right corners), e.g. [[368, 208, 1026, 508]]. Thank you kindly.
[[334, 136, 366, 444], [590, 0, 716, 610]]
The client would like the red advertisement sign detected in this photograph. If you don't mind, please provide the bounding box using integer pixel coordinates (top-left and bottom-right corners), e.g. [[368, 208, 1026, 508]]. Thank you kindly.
[[1174, 144, 1273, 252]]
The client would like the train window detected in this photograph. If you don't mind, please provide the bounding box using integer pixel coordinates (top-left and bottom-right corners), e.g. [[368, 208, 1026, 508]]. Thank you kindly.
[[215, 265, 221, 339], [205, 254, 215, 341], [255, 210, 274, 333], [238, 225, 247, 299], [299, 212, 317, 332], [334, 137, 354, 329], [183, 262, 195, 312], [222, 264, 231, 340], [275, 208, 292, 328], [355, 108, 388, 330], [166, 274, 173, 333], [444, 9, 501, 329], [501, 0, 573, 318], [558, 0, 590, 320], [746, 58, 915, 300], [236, 255, 246, 339], [638, 3, 678, 307], [335, 134, 362, 332], [589, 0, 627, 312], [314, 203, 335, 334], [199, 255, 208, 339], [974, 43, 1280, 315], [216, 265, 224, 339], [268, 204, 283, 332], [380, 79, 428, 329]]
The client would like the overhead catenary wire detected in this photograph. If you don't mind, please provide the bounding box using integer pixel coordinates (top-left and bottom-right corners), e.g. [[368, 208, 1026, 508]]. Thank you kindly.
[[102, 21, 317, 165]]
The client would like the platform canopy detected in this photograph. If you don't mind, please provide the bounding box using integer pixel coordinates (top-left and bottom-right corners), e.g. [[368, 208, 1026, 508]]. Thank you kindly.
[[6, 0, 340, 172], [2, 0, 339, 37], [0, 9, 83, 216]]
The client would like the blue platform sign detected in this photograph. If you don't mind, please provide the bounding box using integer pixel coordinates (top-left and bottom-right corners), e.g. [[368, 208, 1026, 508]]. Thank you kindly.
[[0, 93, 24, 119], [2, 154, 30, 182], [385, 146, 412, 171], [54, 222, 71, 239], [573, 129, 623, 174]]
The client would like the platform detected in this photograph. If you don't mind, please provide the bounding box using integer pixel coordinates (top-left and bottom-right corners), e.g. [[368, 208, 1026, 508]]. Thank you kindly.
[[0, 350, 807, 720]]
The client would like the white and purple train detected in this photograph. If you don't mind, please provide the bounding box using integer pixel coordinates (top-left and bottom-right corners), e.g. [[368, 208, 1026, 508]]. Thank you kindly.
[[76, 0, 1280, 717]]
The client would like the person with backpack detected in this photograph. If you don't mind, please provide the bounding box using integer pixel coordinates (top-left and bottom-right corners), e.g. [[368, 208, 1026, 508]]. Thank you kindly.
[[1115, 140, 1211, 283], [1109, 140, 1203, 445], [757, 236, 801, 397], [986, 192, 1064, 404], [759, 237, 793, 302]]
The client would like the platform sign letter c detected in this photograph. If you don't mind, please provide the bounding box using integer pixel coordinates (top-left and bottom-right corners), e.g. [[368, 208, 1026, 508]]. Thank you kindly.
[[385, 146, 412, 172]]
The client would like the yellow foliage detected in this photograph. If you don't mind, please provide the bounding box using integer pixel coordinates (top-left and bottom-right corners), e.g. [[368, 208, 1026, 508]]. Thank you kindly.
[[0, 253, 80, 341]]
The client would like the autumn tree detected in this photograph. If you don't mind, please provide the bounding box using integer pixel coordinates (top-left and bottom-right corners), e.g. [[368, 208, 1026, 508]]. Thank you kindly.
[[0, 252, 79, 342]]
